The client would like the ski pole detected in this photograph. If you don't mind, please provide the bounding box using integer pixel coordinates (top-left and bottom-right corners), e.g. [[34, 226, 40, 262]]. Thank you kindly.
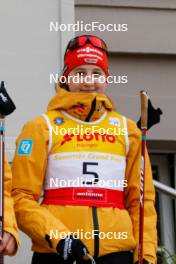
[[0, 81, 16, 264], [0, 115, 5, 264], [138, 91, 148, 264], [137, 91, 162, 264]]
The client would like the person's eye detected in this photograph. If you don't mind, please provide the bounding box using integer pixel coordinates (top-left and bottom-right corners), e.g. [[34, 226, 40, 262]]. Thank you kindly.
[[75, 71, 85, 76], [93, 71, 102, 75]]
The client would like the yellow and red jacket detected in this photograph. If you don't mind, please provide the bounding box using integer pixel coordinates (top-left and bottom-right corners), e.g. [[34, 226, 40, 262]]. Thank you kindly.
[[12, 88, 157, 263], [4, 155, 20, 255]]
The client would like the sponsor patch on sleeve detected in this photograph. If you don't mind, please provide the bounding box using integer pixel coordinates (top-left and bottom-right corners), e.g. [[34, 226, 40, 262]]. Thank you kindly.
[[17, 139, 33, 155]]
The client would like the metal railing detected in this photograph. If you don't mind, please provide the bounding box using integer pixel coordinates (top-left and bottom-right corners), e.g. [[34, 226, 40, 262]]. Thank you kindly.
[[153, 180, 176, 200]]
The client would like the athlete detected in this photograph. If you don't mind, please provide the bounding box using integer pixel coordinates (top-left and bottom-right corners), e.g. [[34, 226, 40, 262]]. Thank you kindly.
[[0, 156, 19, 256], [12, 35, 157, 264]]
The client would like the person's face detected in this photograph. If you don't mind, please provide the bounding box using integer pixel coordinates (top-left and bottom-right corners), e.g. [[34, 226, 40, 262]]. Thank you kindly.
[[67, 65, 107, 93]]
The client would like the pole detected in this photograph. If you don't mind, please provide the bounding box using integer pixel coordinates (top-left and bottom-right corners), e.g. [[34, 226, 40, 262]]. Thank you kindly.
[[0, 81, 16, 263], [0, 115, 5, 264], [138, 91, 149, 264]]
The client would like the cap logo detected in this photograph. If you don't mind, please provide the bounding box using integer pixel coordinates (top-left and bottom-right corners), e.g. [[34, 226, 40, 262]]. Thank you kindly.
[[84, 58, 98, 64]]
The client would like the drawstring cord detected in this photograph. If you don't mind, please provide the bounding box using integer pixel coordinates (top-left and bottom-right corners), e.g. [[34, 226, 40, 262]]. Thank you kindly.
[[73, 252, 96, 264], [86, 253, 96, 264]]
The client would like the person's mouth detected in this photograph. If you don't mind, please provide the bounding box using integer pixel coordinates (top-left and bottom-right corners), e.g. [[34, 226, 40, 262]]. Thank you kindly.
[[80, 88, 96, 92]]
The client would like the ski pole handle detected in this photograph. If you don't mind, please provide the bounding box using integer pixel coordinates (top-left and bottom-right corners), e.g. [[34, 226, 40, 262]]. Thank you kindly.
[[0, 82, 16, 116], [140, 91, 148, 130]]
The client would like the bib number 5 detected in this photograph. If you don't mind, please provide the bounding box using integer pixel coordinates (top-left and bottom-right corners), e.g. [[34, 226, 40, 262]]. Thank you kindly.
[[82, 162, 99, 185]]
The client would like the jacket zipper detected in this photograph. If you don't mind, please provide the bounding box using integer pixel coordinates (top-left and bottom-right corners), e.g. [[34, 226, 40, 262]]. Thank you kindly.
[[85, 97, 96, 122], [85, 97, 100, 258], [92, 207, 99, 259]]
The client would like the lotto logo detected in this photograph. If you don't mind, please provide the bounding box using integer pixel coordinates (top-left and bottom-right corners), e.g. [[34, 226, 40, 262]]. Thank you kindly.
[[17, 139, 33, 155], [61, 132, 117, 146]]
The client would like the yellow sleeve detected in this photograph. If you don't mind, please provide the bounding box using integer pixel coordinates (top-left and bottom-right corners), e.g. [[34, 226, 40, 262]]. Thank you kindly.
[[124, 119, 157, 264], [12, 116, 70, 252], [4, 155, 20, 255]]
